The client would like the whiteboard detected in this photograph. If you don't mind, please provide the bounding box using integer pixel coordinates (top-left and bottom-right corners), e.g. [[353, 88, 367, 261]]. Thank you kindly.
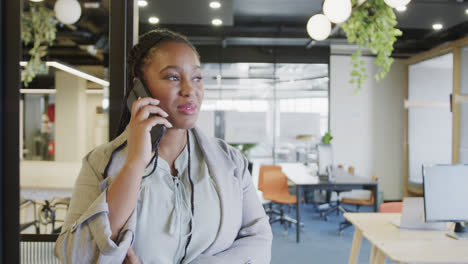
[[224, 111, 266, 143], [280, 113, 321, 141]]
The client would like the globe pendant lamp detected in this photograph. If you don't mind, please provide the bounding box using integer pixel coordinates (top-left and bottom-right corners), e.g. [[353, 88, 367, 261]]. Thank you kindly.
[[307, 14, 332, 41], [54, 0, 82, 25], [323, 0, 352, 24], [384, 0, 411, 8]]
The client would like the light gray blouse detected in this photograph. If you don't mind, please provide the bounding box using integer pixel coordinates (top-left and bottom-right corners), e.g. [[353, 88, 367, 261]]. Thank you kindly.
[[133, 130, 220, 263]]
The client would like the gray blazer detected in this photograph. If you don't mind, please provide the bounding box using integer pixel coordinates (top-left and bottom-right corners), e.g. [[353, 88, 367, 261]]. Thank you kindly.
[[54, 126, 272, 263]]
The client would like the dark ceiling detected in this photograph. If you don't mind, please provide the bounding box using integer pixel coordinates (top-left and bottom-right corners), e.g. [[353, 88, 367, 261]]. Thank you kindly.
[[22, 0, 468, 67]]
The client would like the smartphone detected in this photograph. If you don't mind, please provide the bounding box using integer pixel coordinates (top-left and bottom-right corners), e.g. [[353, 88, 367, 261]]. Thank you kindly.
[[127, 79, 166, 151]]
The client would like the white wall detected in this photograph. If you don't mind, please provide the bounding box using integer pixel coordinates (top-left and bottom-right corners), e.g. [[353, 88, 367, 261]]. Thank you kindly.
[[330, 55, 405, 200], [55, 71, 87, 162], [86, 94, 109, 153]]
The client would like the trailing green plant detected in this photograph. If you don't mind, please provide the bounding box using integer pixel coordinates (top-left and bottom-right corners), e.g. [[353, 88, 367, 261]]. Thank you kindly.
[[21, 4, 57, 87], [341, 0, 402, 92]]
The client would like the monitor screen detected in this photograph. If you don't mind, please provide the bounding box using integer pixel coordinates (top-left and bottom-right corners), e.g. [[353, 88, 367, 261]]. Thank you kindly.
[[423, 164, 468, 223]]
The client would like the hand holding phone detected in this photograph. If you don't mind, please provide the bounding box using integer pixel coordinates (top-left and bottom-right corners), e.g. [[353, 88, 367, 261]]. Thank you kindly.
[[126, 79, 167, 152]]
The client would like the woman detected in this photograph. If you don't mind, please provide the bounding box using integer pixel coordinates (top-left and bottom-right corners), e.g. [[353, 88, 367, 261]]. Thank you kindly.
[[54, 29, 272, 263]]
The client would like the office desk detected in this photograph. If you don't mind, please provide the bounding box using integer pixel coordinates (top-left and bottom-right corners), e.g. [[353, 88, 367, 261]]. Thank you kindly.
[[280, 163, 379, 243], [345, 213, 468, 264]]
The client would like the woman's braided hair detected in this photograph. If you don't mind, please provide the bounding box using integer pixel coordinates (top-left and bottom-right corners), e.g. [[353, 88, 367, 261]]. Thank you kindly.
[[115, 28, 199, 137]]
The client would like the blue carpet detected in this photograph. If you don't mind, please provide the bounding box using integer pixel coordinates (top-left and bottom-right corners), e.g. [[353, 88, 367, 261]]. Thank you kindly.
[[270, 203, 397, 264]]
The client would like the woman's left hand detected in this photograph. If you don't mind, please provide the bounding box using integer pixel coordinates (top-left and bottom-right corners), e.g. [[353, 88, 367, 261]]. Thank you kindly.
[[123, 248, 141, 264]]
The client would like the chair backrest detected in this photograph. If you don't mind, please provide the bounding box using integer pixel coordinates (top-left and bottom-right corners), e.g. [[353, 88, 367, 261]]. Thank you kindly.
[[258, 165, 282, 192], [317, 144, 333, 176], [380, 202, 403, 213], [260, 170, 290, 197]]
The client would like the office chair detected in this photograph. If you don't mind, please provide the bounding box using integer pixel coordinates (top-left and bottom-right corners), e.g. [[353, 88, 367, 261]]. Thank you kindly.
[[318, 165, 353, 221], [261, 169, 304, 235], [338, 175, 377, 234], [38, 197, 71, 234], [20, 198, 40, 234], [380, 202, 403, 213], [258, 165, 283, 218]]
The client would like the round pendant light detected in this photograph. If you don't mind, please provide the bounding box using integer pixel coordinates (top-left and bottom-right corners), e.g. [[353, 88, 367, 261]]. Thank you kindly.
[[383, 0, 411, 8], [323, 0, 352, 24], [54, 0, 82, 25], [307, 14, 332, 41]]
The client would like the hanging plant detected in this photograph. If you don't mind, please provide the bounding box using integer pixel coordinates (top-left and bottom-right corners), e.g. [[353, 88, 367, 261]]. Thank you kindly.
[[21, 4, 57, 87], [341, 0, 402, 92]]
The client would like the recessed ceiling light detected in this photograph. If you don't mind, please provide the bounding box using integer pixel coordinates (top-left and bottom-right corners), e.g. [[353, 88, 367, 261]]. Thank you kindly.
[[432, 23, 443, 30], [84, 2, 100, 8], [29, 0, 44, 2], [212, 18, 223, 26], [395, 5, 407, 12], [138, 0, 148, 7], [209, 1, 221, 9], [465, 8, 468, 15], [149, 17, 160, 24]]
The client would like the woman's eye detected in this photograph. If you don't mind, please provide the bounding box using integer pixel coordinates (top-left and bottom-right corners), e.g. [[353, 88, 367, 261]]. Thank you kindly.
[[166, 75, 180, 81], [194, 76, 203, 82]]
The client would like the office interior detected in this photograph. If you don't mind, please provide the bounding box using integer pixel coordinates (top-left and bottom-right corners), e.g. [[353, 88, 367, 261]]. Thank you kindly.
[[1, 0, 468, 262]]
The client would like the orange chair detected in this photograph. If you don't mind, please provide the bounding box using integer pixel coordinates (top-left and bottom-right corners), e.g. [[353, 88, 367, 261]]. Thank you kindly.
[[258, 165, 283, 218], [380, 202, 403, 213], [260, 169, 304, 233], [258, 165, 282, 192], [338, 175, 378, 233]]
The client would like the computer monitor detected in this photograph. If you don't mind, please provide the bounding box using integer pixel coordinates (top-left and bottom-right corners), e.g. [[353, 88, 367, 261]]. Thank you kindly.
[[423, 164, 468, 239]]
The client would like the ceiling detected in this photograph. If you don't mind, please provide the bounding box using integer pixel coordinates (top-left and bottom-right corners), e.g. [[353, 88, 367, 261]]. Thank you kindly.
[[22, 0, 468, 69]]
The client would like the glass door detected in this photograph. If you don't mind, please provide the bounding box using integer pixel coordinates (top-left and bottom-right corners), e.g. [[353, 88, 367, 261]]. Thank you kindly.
[[407, 53, 453, 193]]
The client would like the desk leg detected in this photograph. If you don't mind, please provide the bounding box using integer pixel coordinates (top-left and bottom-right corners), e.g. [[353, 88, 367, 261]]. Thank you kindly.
[[296, 185, 301, 243], [373, 185, 379, 212], [348, 228, 363, 264], [374, 249, 386, 264], [369, 245, 376, 264]]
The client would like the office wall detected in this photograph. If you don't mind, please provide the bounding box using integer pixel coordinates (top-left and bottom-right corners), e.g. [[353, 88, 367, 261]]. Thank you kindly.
[[86, 94, 109, 153], [330, 55, 405, 200], [55, 71, 87, 162]]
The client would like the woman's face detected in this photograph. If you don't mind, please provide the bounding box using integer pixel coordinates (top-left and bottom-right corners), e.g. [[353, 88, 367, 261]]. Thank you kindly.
[[142, 41, 203, 130]]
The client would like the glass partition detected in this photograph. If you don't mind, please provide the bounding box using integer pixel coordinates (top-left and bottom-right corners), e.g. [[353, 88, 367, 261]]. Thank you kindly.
[[407, 53, 453, 185], [200, 63, 329, 164]]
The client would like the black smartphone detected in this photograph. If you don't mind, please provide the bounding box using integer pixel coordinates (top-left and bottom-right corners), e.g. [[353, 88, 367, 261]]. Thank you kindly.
[[127, 79, 166, 151]]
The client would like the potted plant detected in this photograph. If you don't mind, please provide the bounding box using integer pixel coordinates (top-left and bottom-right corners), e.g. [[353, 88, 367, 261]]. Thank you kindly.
[[321, 131, 333, 145]]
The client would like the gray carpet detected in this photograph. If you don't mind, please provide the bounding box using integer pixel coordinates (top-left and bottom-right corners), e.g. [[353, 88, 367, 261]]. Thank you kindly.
[[270, 203, 397, 264]]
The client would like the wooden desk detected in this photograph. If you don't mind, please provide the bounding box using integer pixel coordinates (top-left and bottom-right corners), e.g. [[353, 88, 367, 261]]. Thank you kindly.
[[345, 213, 468, 264], [279, 163, 379, 243]]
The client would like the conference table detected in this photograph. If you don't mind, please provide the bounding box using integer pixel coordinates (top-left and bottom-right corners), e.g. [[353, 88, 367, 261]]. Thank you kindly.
[[345, 212, 468, 264], [279, 163, 379, 243]]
